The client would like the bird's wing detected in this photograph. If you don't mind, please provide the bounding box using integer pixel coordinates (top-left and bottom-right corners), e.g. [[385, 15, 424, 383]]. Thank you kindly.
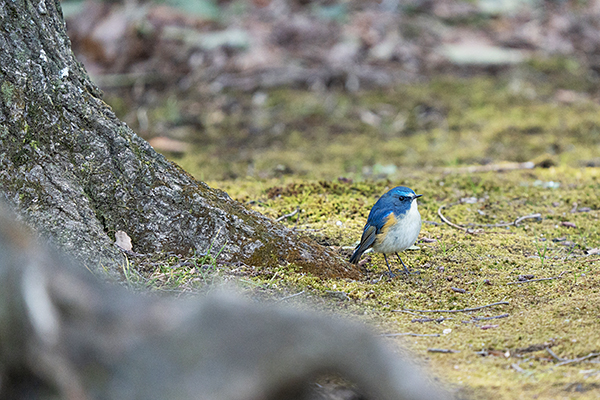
[[366, 205, 394, 231], [349, 224, 378, 264]]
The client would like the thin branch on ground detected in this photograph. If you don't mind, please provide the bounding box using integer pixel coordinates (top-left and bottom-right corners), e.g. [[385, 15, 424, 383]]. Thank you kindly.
[[511, 363, 525, 373], [437, 201, 541, 234], [428, 348, 460, 353], [437, 203, 480, 234], [395, 301, 509, 314], [275, 207, 300, 222], [557, 353, 600, 367], [546, 348, 566, 362], [462, 313, 509, 323], [394, 309, 429, 317], [412, 317, 455, 323], [547, 348, 600, 366], [276, 290, 305, 302], [513, 213, 543, 226], [380, 332, 440, 337]]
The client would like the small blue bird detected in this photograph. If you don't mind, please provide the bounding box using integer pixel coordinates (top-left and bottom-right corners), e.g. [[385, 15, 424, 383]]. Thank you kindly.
[[350, 186, 423, 277]]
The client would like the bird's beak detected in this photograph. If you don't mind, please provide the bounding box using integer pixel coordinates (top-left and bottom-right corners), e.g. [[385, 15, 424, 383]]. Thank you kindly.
[[415, 194, 423, 199]]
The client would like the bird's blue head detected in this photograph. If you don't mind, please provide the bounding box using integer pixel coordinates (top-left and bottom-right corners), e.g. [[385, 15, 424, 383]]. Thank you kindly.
[[376, 186, 423, 216], [388, 186, 420, 200]]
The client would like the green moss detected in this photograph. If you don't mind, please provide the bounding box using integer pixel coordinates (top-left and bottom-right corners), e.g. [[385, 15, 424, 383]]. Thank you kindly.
[[199, 165, 600, 400], [120, 74, 597, 181], [98, 73, 600, 398]]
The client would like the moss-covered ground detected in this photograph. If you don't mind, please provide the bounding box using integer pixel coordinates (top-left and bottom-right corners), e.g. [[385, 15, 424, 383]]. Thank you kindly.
[[115, 65, 600, 399], [201, 169, 599, 399]]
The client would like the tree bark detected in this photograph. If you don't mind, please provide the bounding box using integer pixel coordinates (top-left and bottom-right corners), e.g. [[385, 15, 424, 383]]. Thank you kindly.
[[0, 0, 358, 279]]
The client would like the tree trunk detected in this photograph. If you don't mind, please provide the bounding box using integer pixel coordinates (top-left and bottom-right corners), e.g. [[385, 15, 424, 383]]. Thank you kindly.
[[0, 0, 358, 279]]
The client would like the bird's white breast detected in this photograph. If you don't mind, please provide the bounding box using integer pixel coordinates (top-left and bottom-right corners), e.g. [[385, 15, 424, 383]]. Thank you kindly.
[[373, 200, 421, 254]]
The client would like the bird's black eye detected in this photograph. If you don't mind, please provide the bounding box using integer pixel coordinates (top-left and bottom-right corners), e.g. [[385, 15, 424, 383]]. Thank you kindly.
[[398, 196, 406, 201]]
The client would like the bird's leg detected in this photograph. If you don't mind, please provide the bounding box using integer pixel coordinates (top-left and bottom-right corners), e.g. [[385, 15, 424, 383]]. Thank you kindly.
[[383, 254, 396, 277], [395, 253, 412, 275]]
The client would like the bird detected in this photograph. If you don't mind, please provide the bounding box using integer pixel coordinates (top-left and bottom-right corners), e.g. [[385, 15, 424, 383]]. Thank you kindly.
[[349, 186, 422, 277]]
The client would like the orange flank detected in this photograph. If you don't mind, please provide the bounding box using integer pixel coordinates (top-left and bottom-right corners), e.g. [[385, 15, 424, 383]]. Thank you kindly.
[[378, 213, 396, 239]]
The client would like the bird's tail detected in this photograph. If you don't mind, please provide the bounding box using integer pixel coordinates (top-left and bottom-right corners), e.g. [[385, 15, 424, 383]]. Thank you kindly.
[[349, 247, 362, 264], [349, 225, 376, 264]]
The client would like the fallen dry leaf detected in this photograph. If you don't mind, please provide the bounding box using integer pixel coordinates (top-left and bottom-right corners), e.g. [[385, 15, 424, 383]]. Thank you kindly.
[[115, 230, 133, 251]]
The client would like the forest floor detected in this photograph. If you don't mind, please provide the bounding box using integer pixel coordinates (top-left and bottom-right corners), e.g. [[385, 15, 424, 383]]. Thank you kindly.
[[209, 168, 600, 400], [111, 74, 600, 399], [67, 0, 600, 397]]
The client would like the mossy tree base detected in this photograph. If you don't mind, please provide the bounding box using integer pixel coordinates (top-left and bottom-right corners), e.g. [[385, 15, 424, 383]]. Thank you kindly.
[[0, 0, 357, 279]]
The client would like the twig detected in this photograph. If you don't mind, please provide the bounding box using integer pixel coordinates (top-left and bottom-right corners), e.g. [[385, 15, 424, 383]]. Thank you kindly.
[[547, 349, 600, 366], [412, 317, 454, 323], [395, 301, 509, 314], [511, 363, 525, 373], [276, 290, 305, 302], [556, 352, 600, 367], [275, 207, 300, 222], [380, 332, 440, 337], [394, 309, 429, 317], [428, 348, 460, 353], [462, 313, 509, 323], [546, 348, 566, 362], [514, 213, 542, 226], [476, 314, 509, 320], [437, 203, 479, 234], [437, 202, 541, 234]]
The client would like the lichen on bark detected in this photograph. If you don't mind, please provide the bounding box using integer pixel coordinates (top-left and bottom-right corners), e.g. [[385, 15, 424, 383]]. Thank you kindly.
[[0, 0, 358, 279]]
